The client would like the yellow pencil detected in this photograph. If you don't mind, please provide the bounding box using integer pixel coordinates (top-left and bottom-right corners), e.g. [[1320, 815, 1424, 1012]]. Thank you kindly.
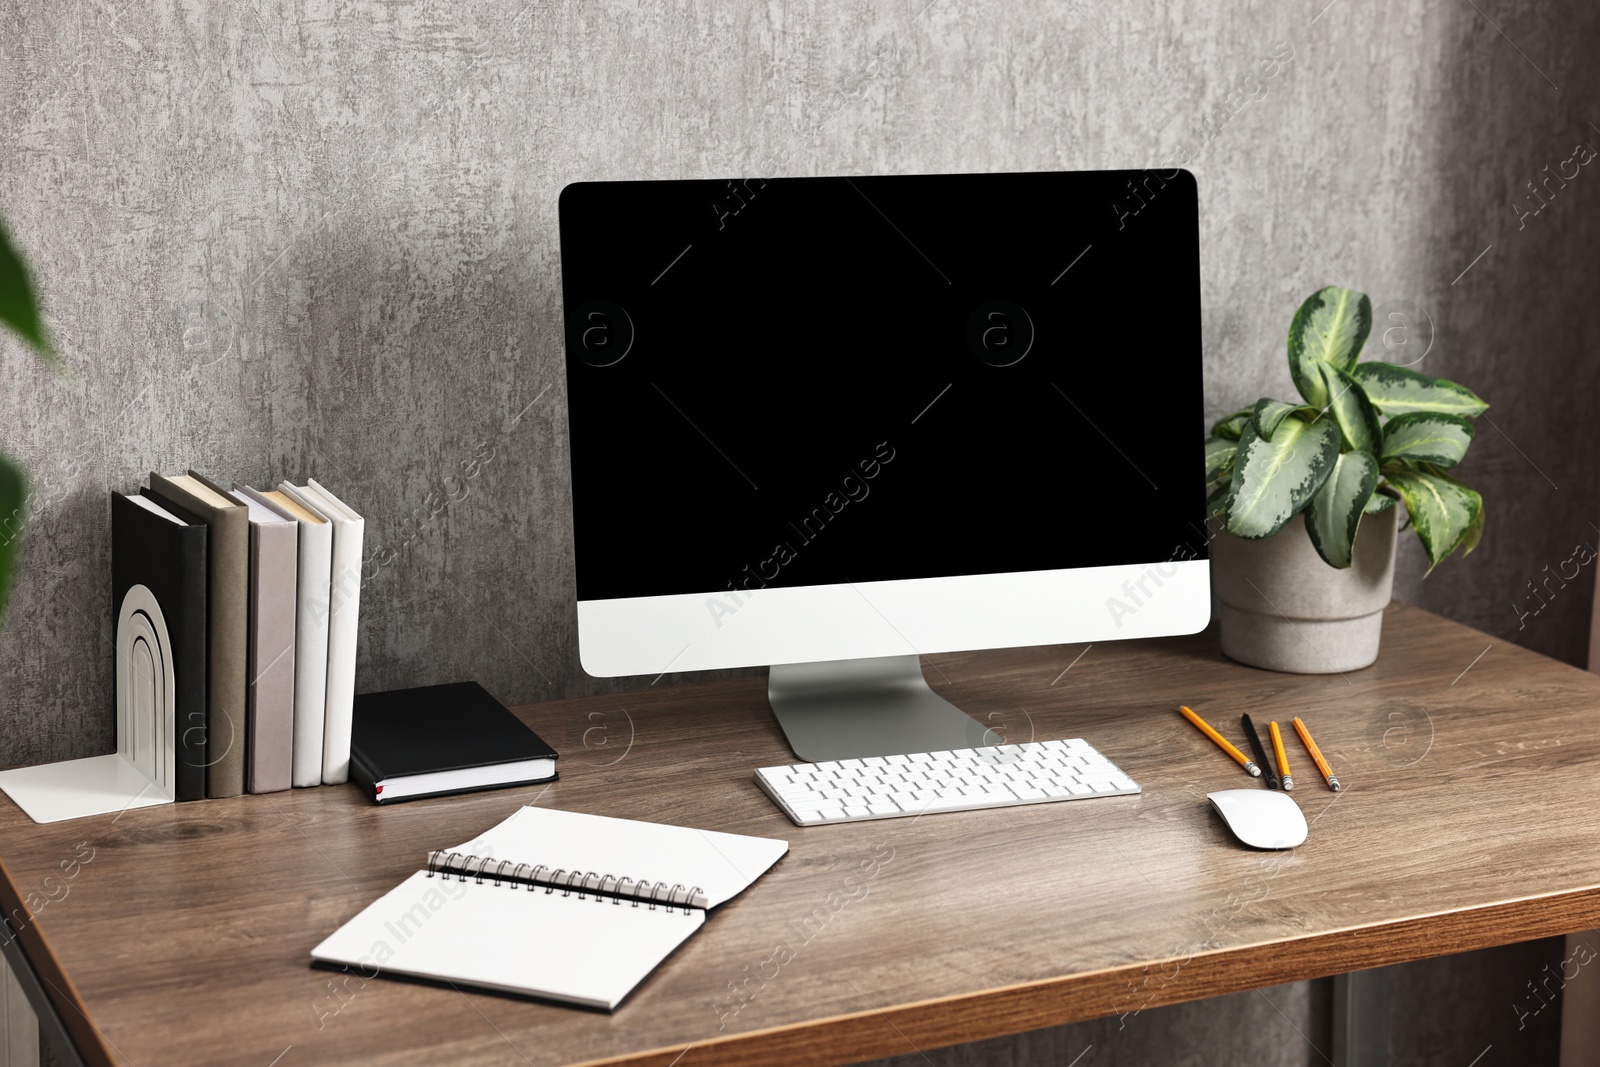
[[1293, 716, 1341, 792], [1177, 705, 1261, 777], [1269, 720, 1293, 791]]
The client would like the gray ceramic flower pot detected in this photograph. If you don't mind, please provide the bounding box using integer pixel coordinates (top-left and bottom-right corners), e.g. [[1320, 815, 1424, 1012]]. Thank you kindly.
[[1210, 508, 1399, 673]]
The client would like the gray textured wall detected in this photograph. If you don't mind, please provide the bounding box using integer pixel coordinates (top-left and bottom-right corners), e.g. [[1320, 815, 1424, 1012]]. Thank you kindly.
[[3, 1, 1597, 1065]]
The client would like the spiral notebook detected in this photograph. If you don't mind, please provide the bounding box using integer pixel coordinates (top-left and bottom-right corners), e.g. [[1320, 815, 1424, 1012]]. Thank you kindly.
[[310, 806, 789, 1010]]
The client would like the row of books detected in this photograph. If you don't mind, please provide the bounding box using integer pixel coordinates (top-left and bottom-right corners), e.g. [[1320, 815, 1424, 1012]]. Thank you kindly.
[[112, 472, 365, 799]]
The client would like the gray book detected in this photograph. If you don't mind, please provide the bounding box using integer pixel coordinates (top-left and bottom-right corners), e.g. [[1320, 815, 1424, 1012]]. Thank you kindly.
[[148, 472, 250, 798], [231, 486, 299, 794]]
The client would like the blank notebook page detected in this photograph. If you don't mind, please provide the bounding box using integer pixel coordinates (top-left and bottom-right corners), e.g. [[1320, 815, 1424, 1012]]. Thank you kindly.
[[310, 870, 704, 1010], [448, 806, 790, 908]]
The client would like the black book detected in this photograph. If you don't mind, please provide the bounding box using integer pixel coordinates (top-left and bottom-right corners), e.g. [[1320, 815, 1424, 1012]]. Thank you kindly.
[[350, 682, 558, 803], [113, 491, 208, 801]]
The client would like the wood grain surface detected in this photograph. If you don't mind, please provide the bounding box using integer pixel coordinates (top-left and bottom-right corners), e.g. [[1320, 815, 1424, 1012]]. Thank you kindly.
[[3, 603, 1599, 1067]]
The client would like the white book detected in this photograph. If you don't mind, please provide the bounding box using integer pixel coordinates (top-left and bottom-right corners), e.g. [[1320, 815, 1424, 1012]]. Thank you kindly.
[[257, 489, 334, 787], [310, 806, 789, 1010], [278, 479, 364, 784]]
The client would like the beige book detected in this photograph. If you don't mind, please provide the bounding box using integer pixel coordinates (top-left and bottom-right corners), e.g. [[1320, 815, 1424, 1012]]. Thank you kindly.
[[147, 472, 250, 798], [231, 487, 299, 794], [259, 490, 332, 788]]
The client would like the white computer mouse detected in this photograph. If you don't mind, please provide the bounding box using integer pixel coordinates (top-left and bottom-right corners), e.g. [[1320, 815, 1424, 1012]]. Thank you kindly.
[[1207, 789, 1308, 849]]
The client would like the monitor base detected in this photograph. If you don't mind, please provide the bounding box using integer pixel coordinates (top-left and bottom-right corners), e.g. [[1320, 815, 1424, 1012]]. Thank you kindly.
[[767, 655, 994, 763]]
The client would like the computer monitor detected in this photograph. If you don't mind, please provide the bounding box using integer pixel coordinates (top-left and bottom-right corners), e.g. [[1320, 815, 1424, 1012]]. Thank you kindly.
[[557, 169, 1209, 761]]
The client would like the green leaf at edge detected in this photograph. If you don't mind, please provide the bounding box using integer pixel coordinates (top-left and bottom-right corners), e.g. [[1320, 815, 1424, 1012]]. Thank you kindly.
[[1385, 466, 1483, 573], [1351, 362, 1489, 417], [1206, 481, 1230, 520], [1205, 437, 1237, 483], [1225, 415, 1341, 539], [1460, 497, 1486, 556], [1304, 451, 1379, 568], [1210, 408, 1254, 442], [0, 221, 53, 361], [0, 455, 24, 627]]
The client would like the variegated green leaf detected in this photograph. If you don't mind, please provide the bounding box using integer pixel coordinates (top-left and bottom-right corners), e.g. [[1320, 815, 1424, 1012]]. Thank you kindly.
[[1288, 286, 1372, 406], [1380, 412, 1474, 469], [1305, 451, 1378, 568], [1351, 363, 1489, 417], [1253, 399, 1311, 441], [1210, 408, 1254, 441], [1206, 482, 1231, 522], [1224, 415, 1340, 539], [1319, 363, 1382, 454], [0, 454, 23, 628], [1205, 437, 1237, 483], [1385, 467, 1483, 572], [1364, 488, 1398, 514], [1460, 497, 1485, 556]]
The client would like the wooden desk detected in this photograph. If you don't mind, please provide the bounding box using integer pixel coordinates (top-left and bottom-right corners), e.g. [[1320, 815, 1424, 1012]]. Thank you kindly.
[[4, 603, 1600, 1067]]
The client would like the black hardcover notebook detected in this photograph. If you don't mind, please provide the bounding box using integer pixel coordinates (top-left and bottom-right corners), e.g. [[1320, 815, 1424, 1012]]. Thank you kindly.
[[113, 491, 208, 801], [350, 682, 558, 803]]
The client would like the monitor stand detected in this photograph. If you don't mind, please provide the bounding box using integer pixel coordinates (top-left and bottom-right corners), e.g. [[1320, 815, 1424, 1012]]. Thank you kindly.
[[767, 655, 995, 763]]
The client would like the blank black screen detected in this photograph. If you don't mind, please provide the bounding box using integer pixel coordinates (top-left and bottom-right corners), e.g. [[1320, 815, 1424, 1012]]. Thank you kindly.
[[559, 170, 1206, 602]]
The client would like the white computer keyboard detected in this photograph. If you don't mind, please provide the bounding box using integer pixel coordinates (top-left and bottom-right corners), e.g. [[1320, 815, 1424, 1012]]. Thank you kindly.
[[755, 738, 1140, 825]]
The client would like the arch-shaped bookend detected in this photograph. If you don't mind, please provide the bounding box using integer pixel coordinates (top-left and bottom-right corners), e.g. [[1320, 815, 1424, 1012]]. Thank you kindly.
[[0, 584, 177, 823]]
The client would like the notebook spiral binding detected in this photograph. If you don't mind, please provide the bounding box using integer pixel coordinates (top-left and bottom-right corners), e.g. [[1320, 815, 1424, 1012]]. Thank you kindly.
[[424, 849, 702, 914]]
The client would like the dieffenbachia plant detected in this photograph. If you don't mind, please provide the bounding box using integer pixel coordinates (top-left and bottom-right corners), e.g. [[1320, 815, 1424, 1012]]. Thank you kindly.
[[1204, 285, 1487, 572], [0, 219, 54, 626]]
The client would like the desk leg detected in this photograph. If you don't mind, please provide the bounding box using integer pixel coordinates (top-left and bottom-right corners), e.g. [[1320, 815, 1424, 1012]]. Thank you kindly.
[[4, 953, 41, 1067], [0, 926, 85, 1067], [1333, 967, 1392, 1067]]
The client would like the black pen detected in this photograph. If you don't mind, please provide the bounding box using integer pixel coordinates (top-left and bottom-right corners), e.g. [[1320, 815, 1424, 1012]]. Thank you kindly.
[[1241, 714, 1280, 789]]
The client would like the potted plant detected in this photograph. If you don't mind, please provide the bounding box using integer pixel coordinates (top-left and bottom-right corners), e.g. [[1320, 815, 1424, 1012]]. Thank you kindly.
[[1203, 285, 1487, 672], [0, 219, 55, 629]]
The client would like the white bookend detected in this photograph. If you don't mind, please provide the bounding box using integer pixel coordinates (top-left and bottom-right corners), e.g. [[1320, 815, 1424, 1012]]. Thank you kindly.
[[279, 480, 364, 785]]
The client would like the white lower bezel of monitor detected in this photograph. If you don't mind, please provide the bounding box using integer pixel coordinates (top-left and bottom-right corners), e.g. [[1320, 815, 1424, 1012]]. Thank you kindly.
[[577, 559, 1211, 677]]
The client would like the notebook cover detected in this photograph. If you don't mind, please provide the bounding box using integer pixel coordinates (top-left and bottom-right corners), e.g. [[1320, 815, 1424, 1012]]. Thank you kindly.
[[350, 682, 559, 796], [147, 473, 249, 798], [256, 491, 333, 787], [112, 492, 207, 802], [309, 869, 703, 1011], [233, 490, 297, 794]]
